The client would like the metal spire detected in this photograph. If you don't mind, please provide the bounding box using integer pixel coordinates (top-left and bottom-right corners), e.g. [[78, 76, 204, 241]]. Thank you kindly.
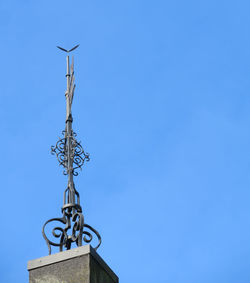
[[42, 45, 101, 255]]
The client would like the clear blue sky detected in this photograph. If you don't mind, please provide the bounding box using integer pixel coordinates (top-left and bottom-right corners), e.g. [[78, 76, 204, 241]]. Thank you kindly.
[[1, 0, 250, 282]]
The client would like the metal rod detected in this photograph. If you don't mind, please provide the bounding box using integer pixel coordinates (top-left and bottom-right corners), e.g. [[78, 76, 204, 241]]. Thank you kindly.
[[42, 47, 101, 254]]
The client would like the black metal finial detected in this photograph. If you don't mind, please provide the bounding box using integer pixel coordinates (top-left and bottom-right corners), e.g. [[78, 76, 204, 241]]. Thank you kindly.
[[57, 44, 80, 53], [42, 46, 101, 255]]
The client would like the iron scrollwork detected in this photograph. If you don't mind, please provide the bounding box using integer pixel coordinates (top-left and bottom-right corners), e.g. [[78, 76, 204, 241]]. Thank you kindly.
[[51, 131, 90, 176], [42, 209, 101, 255], [42, 47, 101, 254]]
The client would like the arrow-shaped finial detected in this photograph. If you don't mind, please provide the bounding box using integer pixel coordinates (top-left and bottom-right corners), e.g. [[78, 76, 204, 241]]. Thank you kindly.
[[57, 44, 80, 53]]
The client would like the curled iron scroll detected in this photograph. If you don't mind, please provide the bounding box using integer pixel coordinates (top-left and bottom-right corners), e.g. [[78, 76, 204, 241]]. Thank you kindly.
[[42, 216, 67, 255], [83, 223, 102, 250], [51, 131, 89, 176], [42, 212, 102, 254]]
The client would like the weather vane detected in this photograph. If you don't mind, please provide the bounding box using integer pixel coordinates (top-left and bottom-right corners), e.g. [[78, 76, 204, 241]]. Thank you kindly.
[[42, 45, 101, 255]]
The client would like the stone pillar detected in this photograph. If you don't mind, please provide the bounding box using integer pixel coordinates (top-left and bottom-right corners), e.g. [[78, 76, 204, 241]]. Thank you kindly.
[[27, 245, 118, 283]]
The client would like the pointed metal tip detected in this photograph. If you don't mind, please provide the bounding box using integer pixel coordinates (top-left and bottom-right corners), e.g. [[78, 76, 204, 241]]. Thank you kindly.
[[69, 44, 80, 52], [57, 46, 68, 52], [56, 45, 80, 53]]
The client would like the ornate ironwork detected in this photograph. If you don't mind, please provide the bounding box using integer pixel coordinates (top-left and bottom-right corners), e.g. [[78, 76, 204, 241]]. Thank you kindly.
[[42, 45, 101, 255], [51, 131, 90, 176]]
